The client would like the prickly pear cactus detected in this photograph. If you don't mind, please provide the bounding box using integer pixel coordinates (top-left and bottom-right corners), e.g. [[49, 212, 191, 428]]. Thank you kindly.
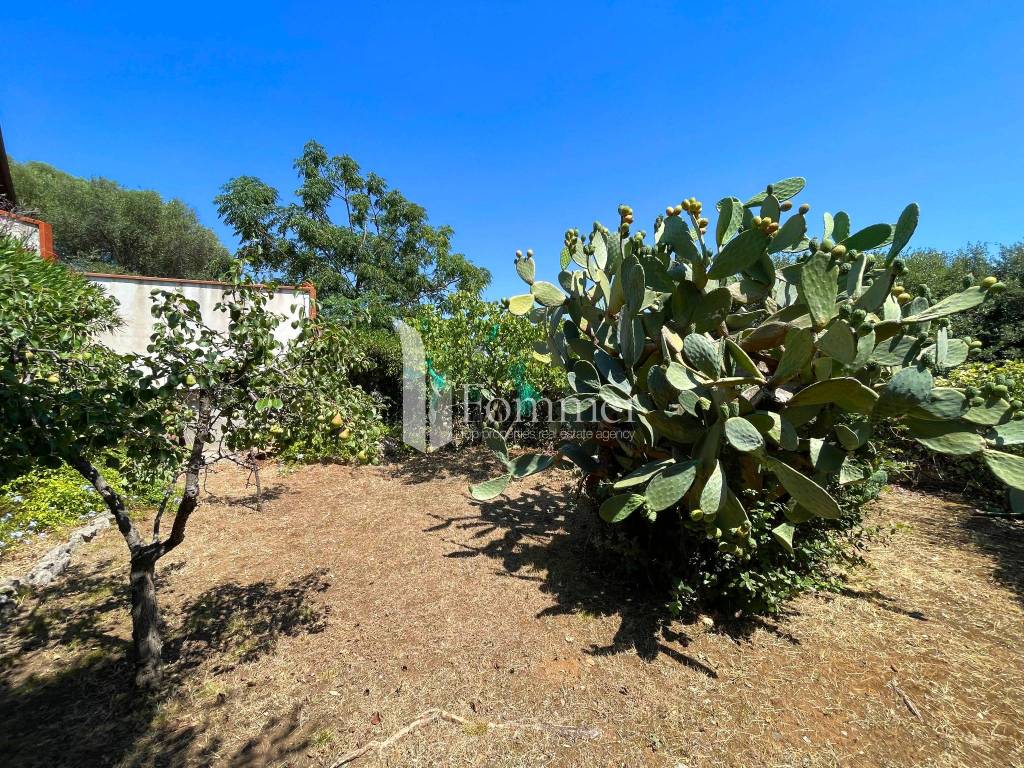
[[472, 178, 1024, 559]]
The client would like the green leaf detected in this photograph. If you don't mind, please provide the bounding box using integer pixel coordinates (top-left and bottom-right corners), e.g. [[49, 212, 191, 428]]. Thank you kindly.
[[771, 522, 795, 554], [645, 460, 699, 512], [799, 250, 840, 329], [599, 384, 636, 413], [725, 417, 765, 453], [470, 474, 511, 501], [887, 203, 919, 263], [600, 493, 646, 523], [983, 450, 1024, 491], [841, 223, 893, 251], [708, 228, 770, 279], [766, 457, 842, 519], [789, 377, 879, 414]]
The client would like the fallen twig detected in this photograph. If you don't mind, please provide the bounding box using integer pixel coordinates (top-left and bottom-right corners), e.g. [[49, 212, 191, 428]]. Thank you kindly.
[[330, 708, 601, 766], [890, 679, 923, 722]]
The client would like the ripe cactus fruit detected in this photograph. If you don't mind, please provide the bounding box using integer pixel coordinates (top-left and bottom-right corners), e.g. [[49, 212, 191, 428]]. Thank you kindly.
[[469, 178, 1022, 589]]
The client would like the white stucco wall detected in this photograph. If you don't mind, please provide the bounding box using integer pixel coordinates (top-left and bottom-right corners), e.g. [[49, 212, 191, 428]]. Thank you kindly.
[[0, 216, 41, 254], [85, 275, 312, 356]]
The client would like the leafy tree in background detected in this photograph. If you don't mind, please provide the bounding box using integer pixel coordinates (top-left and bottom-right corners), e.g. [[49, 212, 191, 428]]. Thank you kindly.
[[9, 159, 231, 278], [215, 140, 490, 318], [900, 240, 1023, 362]]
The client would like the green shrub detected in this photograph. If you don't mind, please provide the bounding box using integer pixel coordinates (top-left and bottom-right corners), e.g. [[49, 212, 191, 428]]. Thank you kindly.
[[0, 455, 165, 553], [471, 179, 1024, 612], [415, 291, 566, 440]]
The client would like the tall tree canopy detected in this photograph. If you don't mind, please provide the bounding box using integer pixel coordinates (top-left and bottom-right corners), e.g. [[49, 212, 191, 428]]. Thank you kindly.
[[215, 141, 489, 318], [10, 160, 231, 278]]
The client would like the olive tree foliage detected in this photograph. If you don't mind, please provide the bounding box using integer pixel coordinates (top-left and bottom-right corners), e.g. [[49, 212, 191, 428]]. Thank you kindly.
[[0, 237, 367, 686], [214, 140, 490, 318], [9, 160, 232, 278]]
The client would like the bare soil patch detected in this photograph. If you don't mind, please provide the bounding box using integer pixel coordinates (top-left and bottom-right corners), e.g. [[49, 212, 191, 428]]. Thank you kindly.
[[1, 451, 1022, 767]]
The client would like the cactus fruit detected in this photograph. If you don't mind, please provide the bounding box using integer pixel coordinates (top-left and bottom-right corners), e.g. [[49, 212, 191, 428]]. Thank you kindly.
[[469, 178, 1020, 584], [981, 276, 998, 289]]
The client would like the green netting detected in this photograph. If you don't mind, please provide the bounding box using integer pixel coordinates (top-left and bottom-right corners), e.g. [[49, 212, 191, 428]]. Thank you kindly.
[[511, 361, 539, 412], [425, 357, 447, 394]]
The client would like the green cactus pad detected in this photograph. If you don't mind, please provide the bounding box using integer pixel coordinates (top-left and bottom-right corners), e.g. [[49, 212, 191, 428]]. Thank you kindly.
[[771, 522, 796, 553], [708, 228, 770, 279], [902, 286, 987, 322], [983, 450, 1024, 491], [818, 321, 857, 365], [887, 203, 919, 263], [963, 398, 1013, 426], [788, 377, 879, 414], [657, 215, 700, 262], [799, 250, 840, 329], [645, 460, 699, 512], [745, 177, 805, 206], [470, 474, 512, 501], [841, 223, 894, 252], [907, 388, 967, 421], [483, 428, 509, 461], [873, 364, 933, 419], [531, 280, 567, 308], [765, 457, 842, 519], [699, 461, 727, 515], [832, 211, 851, 243], [769, 213, 807, 255], [515, 256, 536, 285], [509, 453, 556, 478], [683, 333, 721, 379], [772, 327, 815, 384], [725, 417, 765, 453], [507, 294, 535, 316], [990, 420, 1024, 447], [599, 493, 646, 523], [907, 419, 985, 455], [715, 197, 743, 247], [612, 459, 675, 490]]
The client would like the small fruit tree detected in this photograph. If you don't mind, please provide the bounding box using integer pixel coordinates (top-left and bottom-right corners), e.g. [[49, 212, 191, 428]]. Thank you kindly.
[[471, 178, 1024, 606], [0, 240, 377, 685]]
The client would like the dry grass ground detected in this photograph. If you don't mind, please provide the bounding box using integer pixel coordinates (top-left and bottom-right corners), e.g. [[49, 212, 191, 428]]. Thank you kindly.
[[1, 451, 1022, 768]]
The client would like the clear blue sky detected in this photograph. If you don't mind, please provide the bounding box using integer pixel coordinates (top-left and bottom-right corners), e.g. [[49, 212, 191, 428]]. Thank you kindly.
[[3, 1, 1022, 300]]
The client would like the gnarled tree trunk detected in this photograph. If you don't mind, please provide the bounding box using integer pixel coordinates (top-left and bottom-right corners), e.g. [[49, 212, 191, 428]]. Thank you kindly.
[[130, 550, 162, 689]]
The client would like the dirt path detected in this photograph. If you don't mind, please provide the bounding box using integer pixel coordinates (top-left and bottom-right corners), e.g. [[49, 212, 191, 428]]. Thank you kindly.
[[1, 454, 1022, 767]]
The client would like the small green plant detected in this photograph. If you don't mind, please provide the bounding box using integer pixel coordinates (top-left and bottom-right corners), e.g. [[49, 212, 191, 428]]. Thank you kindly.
[[470, 178, 1024, 609]]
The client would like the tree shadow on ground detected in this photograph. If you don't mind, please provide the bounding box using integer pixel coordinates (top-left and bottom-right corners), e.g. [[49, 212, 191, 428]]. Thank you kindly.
[[428, 484, 746, 677], [389, 445, 498, 486], [959, 504, 1024, 606], [0, 560, 330, 768]]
